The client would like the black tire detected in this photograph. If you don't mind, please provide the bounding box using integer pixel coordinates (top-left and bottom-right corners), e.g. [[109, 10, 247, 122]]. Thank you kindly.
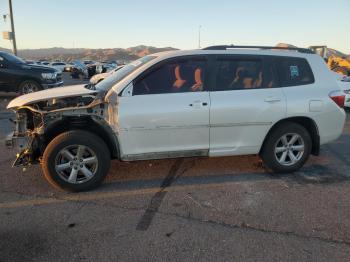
[[260, 122, 312, 173], [42, 130, 111, 192], [18, 80, 41, 94]]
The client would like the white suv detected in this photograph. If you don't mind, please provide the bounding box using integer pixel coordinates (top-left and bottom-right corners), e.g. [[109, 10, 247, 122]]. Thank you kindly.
[[6, 46, 346, 191]]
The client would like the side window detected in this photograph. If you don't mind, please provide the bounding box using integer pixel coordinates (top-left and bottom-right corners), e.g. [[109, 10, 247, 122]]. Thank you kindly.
[[133, 58, 207, 95], [214, 58, 275, 91], [276, 57, 314, 87]]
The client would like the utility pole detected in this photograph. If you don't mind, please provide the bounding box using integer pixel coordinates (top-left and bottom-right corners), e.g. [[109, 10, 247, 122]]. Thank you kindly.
[[8, 0, 17, 55], [198, 25, 202, 49]]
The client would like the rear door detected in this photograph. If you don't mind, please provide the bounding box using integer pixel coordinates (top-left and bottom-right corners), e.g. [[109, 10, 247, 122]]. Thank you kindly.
[[118, 56, 210, 160], [209, 55, 286, 156]]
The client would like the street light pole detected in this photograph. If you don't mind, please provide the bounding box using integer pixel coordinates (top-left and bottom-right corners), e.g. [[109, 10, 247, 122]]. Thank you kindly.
[[8, 0, 17, 55]]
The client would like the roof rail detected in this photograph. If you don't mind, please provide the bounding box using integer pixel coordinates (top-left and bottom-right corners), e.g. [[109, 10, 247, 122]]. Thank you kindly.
[[202, 45, 314, 54]]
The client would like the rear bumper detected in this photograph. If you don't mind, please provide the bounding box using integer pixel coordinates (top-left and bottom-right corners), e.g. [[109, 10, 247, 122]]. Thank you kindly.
[[315, 109, 346, 145]]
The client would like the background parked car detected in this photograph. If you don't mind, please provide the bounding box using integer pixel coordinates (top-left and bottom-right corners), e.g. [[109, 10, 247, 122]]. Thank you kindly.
[[89, 65, 124, 84], [63, 62, 75, 72], [0, 51, 63, 94], [25, 60, 35, 65], [69, 60, 88, 79], [338, 75, 350, 108], [41, 61, 50, 66], [50, 61, 67, 73], [83, 60, 94, 65]]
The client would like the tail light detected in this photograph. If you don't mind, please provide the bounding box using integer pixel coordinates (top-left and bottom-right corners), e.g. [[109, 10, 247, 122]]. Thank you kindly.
[[329, 90, 345, 108]]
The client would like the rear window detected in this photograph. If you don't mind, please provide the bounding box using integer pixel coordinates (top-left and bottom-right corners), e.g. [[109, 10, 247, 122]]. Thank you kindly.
[[276, 57, 314, 87]]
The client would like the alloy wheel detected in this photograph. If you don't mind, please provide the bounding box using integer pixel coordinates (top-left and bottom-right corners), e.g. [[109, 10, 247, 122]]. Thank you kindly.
[[21, 82, 38, 94], [274, 133, 305, 166], [54, 145, 98, 184]]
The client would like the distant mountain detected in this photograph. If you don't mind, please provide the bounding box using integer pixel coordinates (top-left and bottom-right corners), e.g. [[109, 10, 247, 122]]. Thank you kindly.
[[0, 45, 178, 62], [0, 47, 11, 52]]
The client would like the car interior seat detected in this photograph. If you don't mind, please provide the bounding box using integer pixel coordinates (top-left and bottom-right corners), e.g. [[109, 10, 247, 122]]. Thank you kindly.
[[191, 68, 203, 91], [173, 65, 187, 89]]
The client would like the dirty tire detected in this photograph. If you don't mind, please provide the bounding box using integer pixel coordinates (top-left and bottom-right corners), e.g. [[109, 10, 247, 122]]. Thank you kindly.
[[260, 122, 312, 174], [42, 130, 111, 192], [18, 80, 41, 94]]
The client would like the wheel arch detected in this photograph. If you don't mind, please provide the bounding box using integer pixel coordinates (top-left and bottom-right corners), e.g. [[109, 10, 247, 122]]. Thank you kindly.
[[42, 116, 120, 159], [260, 116, 320, 156]]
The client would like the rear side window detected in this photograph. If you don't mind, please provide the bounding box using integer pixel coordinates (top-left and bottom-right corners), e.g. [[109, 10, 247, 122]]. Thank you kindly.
[[276, 57, 314, 87], [214, 57, 276, 91]]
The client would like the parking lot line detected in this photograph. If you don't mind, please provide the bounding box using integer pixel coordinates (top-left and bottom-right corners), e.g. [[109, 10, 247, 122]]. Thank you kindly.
[[0, 197, 66, 209], [0, 180, 256, 209]]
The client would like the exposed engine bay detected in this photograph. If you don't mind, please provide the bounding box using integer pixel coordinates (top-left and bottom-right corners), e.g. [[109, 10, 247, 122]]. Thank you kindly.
[[6, 92, 119, 167], [33, 95, 95, 111]]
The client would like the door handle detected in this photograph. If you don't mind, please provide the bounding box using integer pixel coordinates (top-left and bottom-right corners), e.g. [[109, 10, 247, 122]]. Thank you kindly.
[[264, 97, 281, 103], [189, 101, 208, 107]]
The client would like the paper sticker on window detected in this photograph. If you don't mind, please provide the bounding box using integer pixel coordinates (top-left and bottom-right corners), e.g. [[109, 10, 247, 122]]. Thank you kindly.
[[290, 65, 299, 79]]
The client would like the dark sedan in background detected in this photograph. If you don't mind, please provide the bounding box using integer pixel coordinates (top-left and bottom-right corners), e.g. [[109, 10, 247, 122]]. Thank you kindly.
[[0, 51, 63, 94]]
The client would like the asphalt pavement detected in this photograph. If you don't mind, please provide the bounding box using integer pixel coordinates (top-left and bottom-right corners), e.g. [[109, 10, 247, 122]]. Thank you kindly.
[[0, 75, 350, 261]]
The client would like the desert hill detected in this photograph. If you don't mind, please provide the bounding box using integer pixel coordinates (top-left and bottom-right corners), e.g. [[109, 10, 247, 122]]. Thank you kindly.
[[0, 45, 178, 62]]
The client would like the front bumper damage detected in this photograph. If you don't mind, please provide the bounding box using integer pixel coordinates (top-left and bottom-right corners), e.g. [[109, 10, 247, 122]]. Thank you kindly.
[[6, 94, 114, 167], [5, 108, 43, 166], [6, 134, 36, 166]]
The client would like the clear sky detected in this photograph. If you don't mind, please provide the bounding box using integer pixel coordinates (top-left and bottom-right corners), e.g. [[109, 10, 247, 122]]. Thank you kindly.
[[0, 0, 349, 53]]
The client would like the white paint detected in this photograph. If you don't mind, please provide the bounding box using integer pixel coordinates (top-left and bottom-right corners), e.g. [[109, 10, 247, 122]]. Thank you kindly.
[[7, 84, 96, 108]]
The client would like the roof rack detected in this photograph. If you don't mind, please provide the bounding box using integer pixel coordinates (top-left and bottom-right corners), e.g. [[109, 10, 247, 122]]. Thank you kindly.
[[202, 45, 314, 54]]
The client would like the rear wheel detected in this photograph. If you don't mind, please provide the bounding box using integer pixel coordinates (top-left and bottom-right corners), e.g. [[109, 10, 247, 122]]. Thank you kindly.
[[19, 80, 41, 94], [42, 130, 111, 192], [260, 122, 312, 173]]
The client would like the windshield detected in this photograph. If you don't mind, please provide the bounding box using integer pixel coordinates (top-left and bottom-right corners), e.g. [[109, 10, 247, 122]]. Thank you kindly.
[[95, 55, 156, 91], [0, 52, 26, 64]]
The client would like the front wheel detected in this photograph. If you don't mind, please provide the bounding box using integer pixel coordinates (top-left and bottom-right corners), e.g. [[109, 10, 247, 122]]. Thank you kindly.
[[260, 122, 312, 173], [19, 80, 41, 94], [42, 130, 111, 192]]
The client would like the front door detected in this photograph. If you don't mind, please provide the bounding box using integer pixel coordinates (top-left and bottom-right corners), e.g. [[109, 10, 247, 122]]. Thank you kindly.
[[117, 56, 210, 160]]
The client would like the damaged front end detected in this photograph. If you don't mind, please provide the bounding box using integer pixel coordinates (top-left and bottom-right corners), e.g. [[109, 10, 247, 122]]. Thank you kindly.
[[6, 107, 43, 166], [6, 86, 117, 167]]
